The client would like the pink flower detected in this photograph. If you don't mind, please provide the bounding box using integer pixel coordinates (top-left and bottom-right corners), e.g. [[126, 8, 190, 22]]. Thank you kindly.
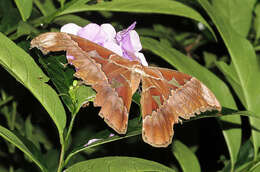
[[60, 22, 148, 66]]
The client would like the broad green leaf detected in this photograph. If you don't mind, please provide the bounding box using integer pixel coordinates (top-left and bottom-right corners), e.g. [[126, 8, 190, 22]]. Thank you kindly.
[[0, 33, 66, 144], [64, 107, 248, 167], [59, 0, 214, 38], [223, 140, 254, 172], [190, 108, 258, 121], [39, 55, 96, 114], [251, 165, 260, 172], [0, 125, 47, 171], [203, 51, 217, 68], [9, 21, 39, 40], [65, 156, 175, 172], [39, 55, 75, 112], [198, 0, 260, 161], [64, 118, 142, 166], [72, 85, 96, 114], [53, 14, 90, 27], [14, 0, 33, 21], [254, 3, 260, 41], [0, 1, 20, 34], [172, 140, 201, 172], [211, 0, 256, 37], [138, 25, 202, 50], [33, 0, 57, 16], [141, 37, 241, 171]]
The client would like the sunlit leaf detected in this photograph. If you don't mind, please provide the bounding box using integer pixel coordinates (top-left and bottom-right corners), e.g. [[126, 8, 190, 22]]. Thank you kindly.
[[211, 0, 256, 37], [198, 0, 260, 163], [172, 140, 201, 172], [14, 0, 33, 21], [141, 36, 242, 169], [65, 156, 175, 172], [0, 33, 66, 144], [53, 14, 90, 27], [59, 0, 215, 38]]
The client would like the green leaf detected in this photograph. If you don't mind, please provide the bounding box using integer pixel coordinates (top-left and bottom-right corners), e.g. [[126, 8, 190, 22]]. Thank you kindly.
[[14, 0, 33, 21], [203, 51, 217, 68], [9, 21, 39, 40], [254, 3, 260, 41], [43, 149, 60, 171], [59, 0, 215, 38], [172, 140, 201, 172], [141, 37, 241, 171], [59, 0, 66, 8], [39, 55, 96, 114], [0, 33, 66, 144], [72, 85, 96, 115], [64, 108, 249, 167], [65, 156, 175, 172], [0, 95, 13, 108], [250, 165, 260, 172], [0, 125, 47, 171], [64, 118, 142, 166], [0, 1, 20, 34], [25, 116, 39, 149], [53, 14, 90, 27], [198, 0, 260, 161], [211, 0, 256, 37], [39, 55, 75, 112], [25, 116, 53, 151], [223, 139, 254, 172], [33, 0, 57, 16], [190, 108, 258, 121]]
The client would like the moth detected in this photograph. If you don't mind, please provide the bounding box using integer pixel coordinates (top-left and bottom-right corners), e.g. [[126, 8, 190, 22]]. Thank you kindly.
[[31, 32, 221, 147]]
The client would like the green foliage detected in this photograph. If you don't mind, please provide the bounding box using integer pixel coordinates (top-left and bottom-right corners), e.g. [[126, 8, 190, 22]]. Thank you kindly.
[[14, 0, 33, 21], [172, 140, 200, 172], [65, 156, 175, 172], [0, 0, 260, 171], [0, 125, 47, 171]]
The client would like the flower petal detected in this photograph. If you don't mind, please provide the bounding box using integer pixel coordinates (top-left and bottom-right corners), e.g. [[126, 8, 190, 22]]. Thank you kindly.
[[103, 41, 123, 56], [101, 24, 116, 41], [92, 27, 107, 45], [116, 21, 136, 43], [60, 23, 82, 35], [122, 51, 134, 61], [122, 30, 142, 53], [77, 23, 101, 41], [135, 52, 148, 66]]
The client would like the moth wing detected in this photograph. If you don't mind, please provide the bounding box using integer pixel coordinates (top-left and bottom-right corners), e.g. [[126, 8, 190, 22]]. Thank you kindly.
[[141, 67, 221, 147], [31, 32, 141, 134]]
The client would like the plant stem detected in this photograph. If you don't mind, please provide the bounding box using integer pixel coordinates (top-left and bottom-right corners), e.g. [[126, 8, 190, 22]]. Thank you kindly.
[[57, 145, 65, 172], [65, 114, 77, 143], [57, 112, 77, 172]]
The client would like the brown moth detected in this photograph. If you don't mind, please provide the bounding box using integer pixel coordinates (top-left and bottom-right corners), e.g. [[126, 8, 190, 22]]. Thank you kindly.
[[31, 32, 221, 147]]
